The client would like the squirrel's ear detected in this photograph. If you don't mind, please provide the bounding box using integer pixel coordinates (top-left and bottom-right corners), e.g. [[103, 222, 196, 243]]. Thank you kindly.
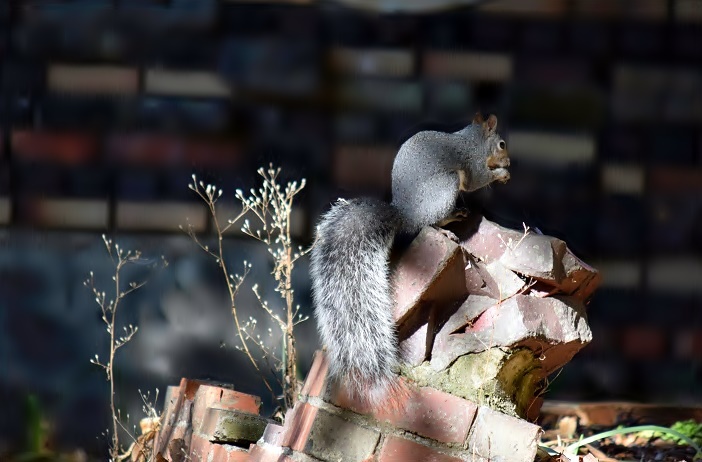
[[485, 114, 498, 134], [472, 112, 484, 125]]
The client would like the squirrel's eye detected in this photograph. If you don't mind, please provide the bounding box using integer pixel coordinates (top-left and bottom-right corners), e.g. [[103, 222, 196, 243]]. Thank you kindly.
[[498, 140, 506, 150]]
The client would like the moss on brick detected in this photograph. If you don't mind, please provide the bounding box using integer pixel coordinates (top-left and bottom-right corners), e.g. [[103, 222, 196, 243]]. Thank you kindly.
[[402, 348, 542, 418]]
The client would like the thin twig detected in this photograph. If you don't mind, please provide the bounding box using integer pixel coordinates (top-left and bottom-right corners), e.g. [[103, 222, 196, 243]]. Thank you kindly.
[[187, 167, 309, 413]]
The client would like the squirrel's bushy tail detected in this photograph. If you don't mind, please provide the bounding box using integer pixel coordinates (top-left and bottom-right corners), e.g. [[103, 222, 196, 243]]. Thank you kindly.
[[310, 198, 404, 410]]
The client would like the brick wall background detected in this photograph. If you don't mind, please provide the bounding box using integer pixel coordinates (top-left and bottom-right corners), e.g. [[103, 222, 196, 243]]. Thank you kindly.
[[1, 0, 702, 456]]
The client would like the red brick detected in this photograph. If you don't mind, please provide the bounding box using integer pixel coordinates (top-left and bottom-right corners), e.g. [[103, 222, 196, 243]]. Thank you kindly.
[[304, 409, 380, 462], [466, 405, 541, 462], [190, 434, 249, 462], [328, 374, 412, 416], [375, 386, 477, 444], [560, 250, 602, 300], [378, 436, 464, 462], [248, 445, 293, 462], [190, 433, 213, 461], [12, 130, 98, 164], [185, 391, 206, 435], [432, 294, 591, 374], [280, 403, 318, 451], [183, 379, 200, 400], [465, 254, 490, 295], [300, 351, 329, 398], [155, 383, 185, 456], [157, 379, 263, 459], [211, 443, 249, 462], [215, 385, 262, 414], [400, 322, 429, 366], [188, 380, 262, 435], [423, 51, 512, 82], [457, 217, 511, 263], [106, 134, 242, 168], [457, 216, 601, 300], [261, 423, 284, 446], [393, 227, 467, 335], [621, 326, 667, 360], [479, 260, 525, 300]]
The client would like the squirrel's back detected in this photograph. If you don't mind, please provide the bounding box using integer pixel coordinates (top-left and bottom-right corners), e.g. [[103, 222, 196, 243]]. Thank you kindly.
[[310, 198, 404, 409]]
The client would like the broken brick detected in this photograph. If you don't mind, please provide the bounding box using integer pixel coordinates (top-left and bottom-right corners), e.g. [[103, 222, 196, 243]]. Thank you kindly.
[[280, 403, 318, 451], [456, 216, 600, 300], [190, 381, 261, 435], [374, 386, 477, 444], [481, 260, 526, 300], [499, 233, 563, 281], [455, 216, 513, 263], [156, 379, 195, 461], [466, 405, 542, 462], [400, 322, 429, 366], [155, 383, 186, 456], [378, 436, 464, 462], [300, 350, 330, 398], [464, 252, 490, 295], [393, 227, 468, 334], [247, 444, 293, 462], [431, 295, 591, 373], [190, 432, 249, 462], [261, 423, 284, 446], [560, 250, 602, 300]]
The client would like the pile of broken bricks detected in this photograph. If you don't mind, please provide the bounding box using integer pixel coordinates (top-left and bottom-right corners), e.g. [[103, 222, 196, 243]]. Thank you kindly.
[[150, 215, 601, 462]]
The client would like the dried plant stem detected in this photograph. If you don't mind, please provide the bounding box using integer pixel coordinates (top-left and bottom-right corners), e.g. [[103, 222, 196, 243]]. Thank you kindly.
[[88, 236, 153, 460], [108, 262, 121, 458], [211, 198, 277, 399], [187, 166, 309, 413]]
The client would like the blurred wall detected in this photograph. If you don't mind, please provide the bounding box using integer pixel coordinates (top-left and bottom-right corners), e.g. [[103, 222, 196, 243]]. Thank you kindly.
[[1, 0, 702, 456]]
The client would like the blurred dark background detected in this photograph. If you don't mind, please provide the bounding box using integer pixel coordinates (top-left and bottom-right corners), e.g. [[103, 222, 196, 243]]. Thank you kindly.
[[1, 0, 702, 457]]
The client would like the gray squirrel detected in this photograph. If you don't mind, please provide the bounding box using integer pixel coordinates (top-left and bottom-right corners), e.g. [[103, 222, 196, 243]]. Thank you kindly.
[[310, 113, 510, 409]]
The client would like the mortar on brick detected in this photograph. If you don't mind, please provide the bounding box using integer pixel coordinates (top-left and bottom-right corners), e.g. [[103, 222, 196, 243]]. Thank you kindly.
[[307, 394, 482, 460], [402, 348, 543, 418], [200, 407, 268, 447], [304, 409, 381, 462]]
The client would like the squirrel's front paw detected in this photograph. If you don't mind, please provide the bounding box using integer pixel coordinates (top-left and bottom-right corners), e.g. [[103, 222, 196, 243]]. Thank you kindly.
[[492, 167, 510, 184]]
